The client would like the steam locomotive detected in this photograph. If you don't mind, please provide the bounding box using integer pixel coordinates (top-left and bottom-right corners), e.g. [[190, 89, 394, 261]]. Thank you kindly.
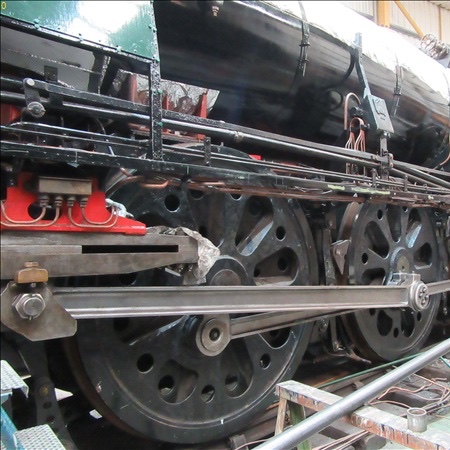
[[1, 0, 449, 446]]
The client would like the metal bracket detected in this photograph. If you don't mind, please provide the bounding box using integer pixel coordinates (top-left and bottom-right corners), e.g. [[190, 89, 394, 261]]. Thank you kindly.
[[204, 136, 212, 166], [330, 240, 350, 276], [44, 66, 58, 84], [23, 78, 46, 118], [1, 282, 77, 341], [391, 63, 403, 117], [379, 132, 393, 178], [298, 21, 310, 78], [14, 262, 49, 285], [322, 229, 337, 286], [353, 33, 394, 136]]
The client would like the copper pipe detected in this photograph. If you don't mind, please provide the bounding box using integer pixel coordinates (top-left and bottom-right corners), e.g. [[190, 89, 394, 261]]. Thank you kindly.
[[1, 207, 61, 228], [68, 207, 119, 229], [139, 179, 170, 189], [81, 206, 118, 226], [343, 93, 361, 131], [1, 201, 46, 224]]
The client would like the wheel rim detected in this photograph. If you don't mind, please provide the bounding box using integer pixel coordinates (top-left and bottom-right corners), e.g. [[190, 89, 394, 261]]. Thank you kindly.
[[340, 203, 442, 361], [68, 152, 317, 443]]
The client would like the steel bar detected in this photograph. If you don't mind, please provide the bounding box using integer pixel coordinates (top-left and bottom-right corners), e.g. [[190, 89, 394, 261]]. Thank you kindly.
[[276, 381, 449, 450], [229, 311, 351, 339], [427, 279, 450, 296], [4, 86, 448, 191], [254, 338, 450, 450], [2, 140, 448, 207], [54, 278, 426, 319], [1, 252, 197, 279], [1, 78, 384, 167], [1, 232, 198, 279]]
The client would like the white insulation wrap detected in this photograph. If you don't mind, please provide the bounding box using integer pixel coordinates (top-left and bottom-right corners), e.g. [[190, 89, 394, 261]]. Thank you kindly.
[[267, 1, 450, 102]]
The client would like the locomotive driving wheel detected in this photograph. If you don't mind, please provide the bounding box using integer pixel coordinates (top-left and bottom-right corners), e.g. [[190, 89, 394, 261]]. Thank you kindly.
[[64, 150, 318, 444], [339, 203, 442, 362]]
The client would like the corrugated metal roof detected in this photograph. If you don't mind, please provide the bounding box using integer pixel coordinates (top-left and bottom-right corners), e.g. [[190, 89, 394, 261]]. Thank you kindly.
[[429, 1, 450, 11]]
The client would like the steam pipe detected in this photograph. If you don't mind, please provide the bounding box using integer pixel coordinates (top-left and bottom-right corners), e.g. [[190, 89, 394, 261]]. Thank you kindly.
[[254, 338, 450, 450], [2, 90, 449, 191]]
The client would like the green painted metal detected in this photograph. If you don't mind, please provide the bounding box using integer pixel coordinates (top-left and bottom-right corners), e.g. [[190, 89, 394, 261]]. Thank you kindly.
[[289, 403, 312, 450], [1, 0, 158, 60]]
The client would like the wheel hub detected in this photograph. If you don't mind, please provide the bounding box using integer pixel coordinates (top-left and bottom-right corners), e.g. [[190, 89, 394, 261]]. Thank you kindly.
[[391, 248, 411, 274], [195, 315, 231, 356], [207, 257, 249, 286]]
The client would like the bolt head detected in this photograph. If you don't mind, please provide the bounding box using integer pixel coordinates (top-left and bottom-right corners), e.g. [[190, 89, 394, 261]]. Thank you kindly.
[[318, 319, 329, 332], [13, 293, 46, 319], [27, 101, 46, 118]]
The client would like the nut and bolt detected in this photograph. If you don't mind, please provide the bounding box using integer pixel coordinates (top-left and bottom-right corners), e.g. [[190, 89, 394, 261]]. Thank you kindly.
[[13, 293, 46, 319], [209, 328, 221, 341], [38, 384, 51, 398], [418, 285, 429, 307], [411, 282, 430, 311], [26, 101, 46, 118], [318, 319, 329, 332]]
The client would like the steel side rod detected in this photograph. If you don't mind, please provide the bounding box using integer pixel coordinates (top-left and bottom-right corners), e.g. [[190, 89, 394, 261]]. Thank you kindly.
[[56, 283, 412, 318], [254, 338, 450, 450]]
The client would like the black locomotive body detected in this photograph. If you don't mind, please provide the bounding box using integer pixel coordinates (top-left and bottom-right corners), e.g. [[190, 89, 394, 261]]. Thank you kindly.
[[1, 1, 449, 446]]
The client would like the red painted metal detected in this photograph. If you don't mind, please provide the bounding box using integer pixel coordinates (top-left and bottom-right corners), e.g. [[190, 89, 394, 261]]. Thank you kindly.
[[1, 104, 21, 125], [0, 173, 146, 235], [194, 93, 208, 141]]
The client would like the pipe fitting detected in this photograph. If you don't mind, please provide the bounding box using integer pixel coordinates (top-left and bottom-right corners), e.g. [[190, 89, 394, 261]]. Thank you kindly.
[[407, 407, 427, 433]]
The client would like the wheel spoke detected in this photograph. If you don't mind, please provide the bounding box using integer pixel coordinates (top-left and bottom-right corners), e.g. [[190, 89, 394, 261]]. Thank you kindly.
[[361, 248, 389, 271], [187, 190, 228, 246], [234, 196, 274, 256], [377, 211, 394, 244], [399, 207, 410, 242], [406, 220, 423, 249]]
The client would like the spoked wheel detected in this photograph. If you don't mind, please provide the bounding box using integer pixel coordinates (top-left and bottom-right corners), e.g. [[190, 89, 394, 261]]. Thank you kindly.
[[65, 150, 318, 444], [339, 203, 443, 362]]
